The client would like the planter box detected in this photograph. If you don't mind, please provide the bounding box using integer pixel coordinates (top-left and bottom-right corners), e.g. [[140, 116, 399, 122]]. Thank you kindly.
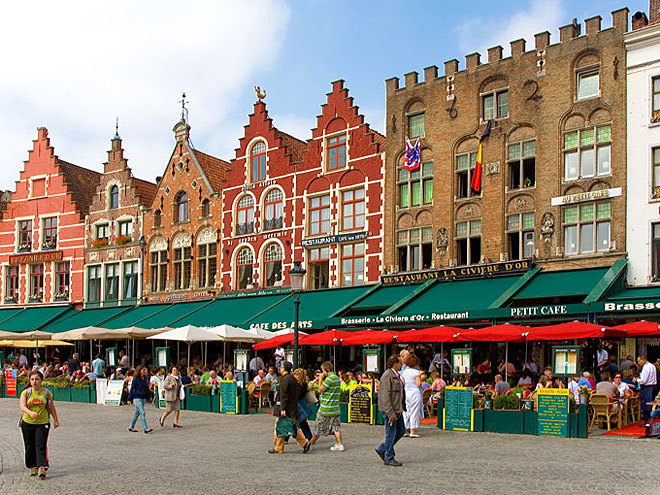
[[52, 387, 71, 402], [1, 383, 5, 397], [339, 403, 348, 423], [70, 387, 91, 403], [523, 410, 537, 435], [472, 408, 484, 432], [211, 394, 220, 413], [373, 404, 384, 425], [90, 383, 96, 403], [484, 409, 524, 434], [186, 394, 211, 412]]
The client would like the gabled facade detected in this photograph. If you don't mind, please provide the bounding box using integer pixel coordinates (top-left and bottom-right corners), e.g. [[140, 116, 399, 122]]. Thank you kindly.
[[0, 128, 100, 306], [142, 120, 230, 303], [84, 134, 156, 307], [220, 80, 385, 292]]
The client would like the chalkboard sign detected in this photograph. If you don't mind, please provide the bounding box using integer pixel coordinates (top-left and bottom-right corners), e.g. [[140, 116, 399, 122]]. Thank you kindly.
[[537, 388, 569, 437], [348, 383, 373, 424], [443, 386, 473, 431], [220, 380, 238, 414]]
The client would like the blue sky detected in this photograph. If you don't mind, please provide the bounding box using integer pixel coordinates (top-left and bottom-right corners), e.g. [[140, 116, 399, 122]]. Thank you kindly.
[[0, 0, 648, 189]]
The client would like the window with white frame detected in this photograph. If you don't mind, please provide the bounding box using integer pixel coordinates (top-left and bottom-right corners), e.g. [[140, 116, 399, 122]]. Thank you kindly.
[[29, 264, 44, 300], [397, 226, 433, 272], [87, 265, 102, 302], [563, 125, 611, 180], [105, 263, 120, 302], [263, 243, 283, 288], [308, 194, 330, 236], [652, 147, 660, 199], [456, 220, 481, 266], [250, 141, 267, 182], [576, 69, 599, 100], [507, 213, 535, 260], [118, 220, 133, 238], [507, 140, 536, 189], [55, 261, 70, 298], [197, 243, 217, 288], [563, 202, 610, 255], [42, 217, 57, 249], [408, 113, 425, 139], [150, 250, 167, 292], [308, 247, 329, 289], [123, 261, 139, 299], [652, 223, 660, 281], [5, 265, 18, 301], [326, 133, 347, 171], [263, 189, 283, 231], [109, 185, 119, 209], [236, 195, 255, 235], [18, 220, 32, 251], [398, 162, 433, 208], [173, 246, 192, 290], [341, 188, 365, 232], [96, 223, 109, 240], [653, 76, 660, 123], [236, 247, 254, 290], [341, 242, 365, 287]]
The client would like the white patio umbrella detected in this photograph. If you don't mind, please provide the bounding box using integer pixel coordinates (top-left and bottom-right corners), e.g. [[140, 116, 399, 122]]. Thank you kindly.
[[246, 327, 275, 339], [147, 325, 224, 367], [7, 330, 55, 341]]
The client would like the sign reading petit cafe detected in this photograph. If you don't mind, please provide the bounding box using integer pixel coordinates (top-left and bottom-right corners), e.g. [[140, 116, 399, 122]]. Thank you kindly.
[[381, 259, 533, 286]]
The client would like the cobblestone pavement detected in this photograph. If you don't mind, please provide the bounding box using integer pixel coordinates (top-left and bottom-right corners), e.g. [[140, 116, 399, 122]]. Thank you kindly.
[[0, 399, 657, 495]]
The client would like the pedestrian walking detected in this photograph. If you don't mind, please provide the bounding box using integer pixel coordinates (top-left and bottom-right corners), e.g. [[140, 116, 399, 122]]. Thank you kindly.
[[401, 354, 422, 438], [127, 365, 152, 433], [269, 361, 309, 453], [160, 366, 183, 428], [19, 370, 60, 478], [375, 355, 406, 467], [309, 361, 344, 451], [293, 367, 314, 443]]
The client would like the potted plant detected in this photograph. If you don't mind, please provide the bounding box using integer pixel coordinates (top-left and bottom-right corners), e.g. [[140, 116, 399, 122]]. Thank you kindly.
[[41, 241, 56, 250], [4, 296, 16, 303], [484, 390, 495, 409], [186, 384, 212, 412], [579, 387, 589, 405], [54, 291, 69, 301], [71, 380, 91, 403], [17, 243, 31, 253], [485, 393, 524, 434]]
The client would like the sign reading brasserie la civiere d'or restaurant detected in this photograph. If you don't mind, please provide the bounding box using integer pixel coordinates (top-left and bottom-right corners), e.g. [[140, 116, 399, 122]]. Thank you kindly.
[[380, 259, 533, 286]]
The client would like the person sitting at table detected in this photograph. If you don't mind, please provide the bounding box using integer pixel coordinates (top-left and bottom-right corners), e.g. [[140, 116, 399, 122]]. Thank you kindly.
[[265, 366, 279, 385], [419, 373, 431, 391], [523, 358, 539, 376], [200, 366, 211, 384], [535, 375, 550, 391], [613, 373, 631, 398], [494, 374, 509, 396], [605, 356, 619, 376], [517, 370, 532, 388], [568, 375, 580, 401], [498, 361, 515, 379], [475, 359, 491, 375], [596, 372, 619, 399], [622, 368, 638, 393], [253, 369, 266, 386], [577, 371, 592, 390], [620, 355, 635, 372], [650, 390, 660, 420], [206, 370, 220, 386], [224, 371, 234, 381]]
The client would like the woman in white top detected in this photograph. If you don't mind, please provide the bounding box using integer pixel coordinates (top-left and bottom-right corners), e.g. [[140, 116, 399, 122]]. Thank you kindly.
[[401, 354, 423, 438]]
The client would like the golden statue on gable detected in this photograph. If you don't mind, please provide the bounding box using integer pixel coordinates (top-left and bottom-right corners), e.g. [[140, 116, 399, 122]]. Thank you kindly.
[[254, 85, 266, 100]]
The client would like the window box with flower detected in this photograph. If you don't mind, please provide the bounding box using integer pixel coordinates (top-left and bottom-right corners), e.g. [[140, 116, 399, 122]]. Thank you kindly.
[[41, 241, 57, 251], [29, 296, 43, 303], [54, 291, 69, 301], [17, 243, 31, 253], [115, 235, 132, 246], [4, 296, 16, 303], [93, 238, 109, 249]]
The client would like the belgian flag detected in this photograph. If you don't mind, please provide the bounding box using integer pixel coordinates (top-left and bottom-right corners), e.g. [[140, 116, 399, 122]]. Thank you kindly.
[[470, 120, 492, 195]]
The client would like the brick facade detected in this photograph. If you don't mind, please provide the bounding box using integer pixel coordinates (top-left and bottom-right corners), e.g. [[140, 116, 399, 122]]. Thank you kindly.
[[220, 81, 385, 291], [84, 135, 156, 306], [0, 128, 100, 306], [142, 120, 230, 303], [384, 10, 629, 275]]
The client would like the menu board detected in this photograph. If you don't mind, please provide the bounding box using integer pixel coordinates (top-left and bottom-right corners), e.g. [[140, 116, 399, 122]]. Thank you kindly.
[[220, 380, 238, 414], [552, 346, 580, 377], [537, 388, 570, 437], [348, 383, 373, 424], [5, 369, 17, 397], [451, 349, 472, 376], [104, 380, 124, 406], [443, 386, 473, 431]]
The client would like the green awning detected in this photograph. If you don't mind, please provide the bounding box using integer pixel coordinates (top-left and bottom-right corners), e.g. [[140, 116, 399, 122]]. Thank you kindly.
[[512, 267, 609, 301], [41, 306, 133, 333], [184, 293, 291, 327], [245, 286, 373, 330], [0, 306, 73, 332], [0, 308, 26, 325], [345, 285, 413, 313], [131, 300, 213, 329], [396, 276, 521, 316], [101, 304, 174, 329], [602, 286, 660, 301]]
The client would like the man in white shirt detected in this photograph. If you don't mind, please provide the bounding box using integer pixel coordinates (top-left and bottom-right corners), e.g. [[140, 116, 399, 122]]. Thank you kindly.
[[18, 351, 28, 367], [274, 347, 285, 369], [637, 355, 657, 422], [253, 369, 266, 386], [596, 344, 608, 369], [118, 350, 129, 372], [249, 355, 265, 380]]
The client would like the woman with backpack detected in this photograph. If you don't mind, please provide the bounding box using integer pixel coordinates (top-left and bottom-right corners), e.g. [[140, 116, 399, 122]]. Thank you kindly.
[[18, 370, 60, 478]]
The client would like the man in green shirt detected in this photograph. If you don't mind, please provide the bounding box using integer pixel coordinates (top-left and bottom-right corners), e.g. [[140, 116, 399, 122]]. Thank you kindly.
[[309, 361, 344, 451]]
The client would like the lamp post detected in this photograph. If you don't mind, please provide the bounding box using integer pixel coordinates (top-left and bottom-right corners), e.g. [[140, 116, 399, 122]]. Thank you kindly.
[[288, 261, 306, 370]]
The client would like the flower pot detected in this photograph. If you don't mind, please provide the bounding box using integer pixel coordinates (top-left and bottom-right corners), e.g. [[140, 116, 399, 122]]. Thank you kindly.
[[484, 399, 493, 409], [579, 395, 588, 405]]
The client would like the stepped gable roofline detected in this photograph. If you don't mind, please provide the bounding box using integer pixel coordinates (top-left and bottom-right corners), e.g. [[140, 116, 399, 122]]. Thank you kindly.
[[56, 159, 102, 217], [275, 129, 307, 163], [386, 8, 629, 94]]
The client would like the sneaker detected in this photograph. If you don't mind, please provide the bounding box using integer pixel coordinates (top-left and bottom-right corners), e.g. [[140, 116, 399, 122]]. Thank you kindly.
[[37, 468, 47, 478], [29, 468, 38, 476], [330, 444, 345, 452], [409, 433, 420, 438]]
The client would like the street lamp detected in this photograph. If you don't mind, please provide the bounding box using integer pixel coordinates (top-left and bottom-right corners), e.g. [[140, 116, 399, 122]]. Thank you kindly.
[[139, 236, 147, 304], [289, 260, 306, 369]]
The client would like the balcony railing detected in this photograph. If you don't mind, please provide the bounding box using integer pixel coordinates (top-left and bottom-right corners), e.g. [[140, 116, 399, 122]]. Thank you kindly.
[[263, 216, 283, 231], [236, 222, 254, 236]]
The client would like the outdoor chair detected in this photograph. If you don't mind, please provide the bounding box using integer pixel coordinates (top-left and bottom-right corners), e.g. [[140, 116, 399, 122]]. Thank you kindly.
[[422, 388, 434, 417], [589, 393, 619, 431], [628, 392, 641, 423], [256, 382, 272, 410]]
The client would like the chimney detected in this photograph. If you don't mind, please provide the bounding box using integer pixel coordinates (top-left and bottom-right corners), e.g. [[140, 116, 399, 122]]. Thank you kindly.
[[633, 11, 649, 29], [652, 0, 660, 23]]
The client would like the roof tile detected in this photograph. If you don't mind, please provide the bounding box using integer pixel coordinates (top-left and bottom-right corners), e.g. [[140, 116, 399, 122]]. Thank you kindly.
[[57, 160, 102, 216], [193, 150, 231, 192]]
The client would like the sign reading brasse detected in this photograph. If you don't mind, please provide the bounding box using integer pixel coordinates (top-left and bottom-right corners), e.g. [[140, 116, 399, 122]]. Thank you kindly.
[[381, 260, 532, 286]]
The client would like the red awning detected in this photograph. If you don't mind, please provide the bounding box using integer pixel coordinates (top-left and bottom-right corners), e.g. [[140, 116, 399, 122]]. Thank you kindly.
[[252, 331, 307, 351], [298, 330, 358, 346], [396, 326, 460, 343], [340, 330, 399, 345], [525, 321, 624, 341], [612, 320, 660, 337], [456, 323, 530, 342]]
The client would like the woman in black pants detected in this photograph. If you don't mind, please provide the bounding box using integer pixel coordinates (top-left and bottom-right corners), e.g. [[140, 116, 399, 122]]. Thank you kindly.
[[19, 371, 60, 478]]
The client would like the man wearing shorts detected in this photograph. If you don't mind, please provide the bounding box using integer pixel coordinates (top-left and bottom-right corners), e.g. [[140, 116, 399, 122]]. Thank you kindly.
[[309, 361, 344, 452]]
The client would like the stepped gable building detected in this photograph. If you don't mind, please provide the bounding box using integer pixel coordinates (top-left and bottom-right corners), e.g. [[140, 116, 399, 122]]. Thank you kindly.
[[142, 118, 230, 303], [220, 80, 385, 291], [384, 9, 629, 276], [0, 127, 100, 306], [84, 132, 156, 307]]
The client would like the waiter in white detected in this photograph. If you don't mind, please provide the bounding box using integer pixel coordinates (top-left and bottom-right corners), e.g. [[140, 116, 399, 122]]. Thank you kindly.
[[636, 355, 657, 423]]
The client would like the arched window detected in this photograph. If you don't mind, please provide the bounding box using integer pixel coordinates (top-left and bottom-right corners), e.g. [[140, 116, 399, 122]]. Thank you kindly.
[[263, 189, 283, 230], [236, 195, 254, 235], [175, 191, 189, 223], [250, 141, 267, 182], [201, 199, 210, 218], [263, 243, 283, 287], [109, 185, 119, 209], [154, 210, 162, 228], [236, 247, 254, 290]]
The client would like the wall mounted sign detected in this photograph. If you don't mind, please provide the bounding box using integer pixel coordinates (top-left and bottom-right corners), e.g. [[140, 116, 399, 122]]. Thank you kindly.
[[381, 259, 532, 286], [550, 187, 622, 206], [9, 250, 63, 264], [301, 231, 367, 247]]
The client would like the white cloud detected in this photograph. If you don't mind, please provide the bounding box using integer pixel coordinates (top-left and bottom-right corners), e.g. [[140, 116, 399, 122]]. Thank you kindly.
[[455, 0, 565, 61], [0, 0, 291, 187]]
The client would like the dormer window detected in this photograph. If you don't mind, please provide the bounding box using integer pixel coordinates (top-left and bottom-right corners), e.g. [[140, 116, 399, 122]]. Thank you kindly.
[[109, 185, 119, 209], [250, 141, 267, 182]]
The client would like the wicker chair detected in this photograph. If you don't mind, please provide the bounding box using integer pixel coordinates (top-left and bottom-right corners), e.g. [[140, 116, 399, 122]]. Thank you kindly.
[[589, 394, 619, 431], [628, 392, 641, 423], [256, 382, 272, 410], [422, 388, 434, 417]]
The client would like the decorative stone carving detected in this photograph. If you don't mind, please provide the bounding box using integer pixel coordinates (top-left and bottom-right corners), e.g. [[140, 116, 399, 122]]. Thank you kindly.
[[172, 232, 192, 248], [150, 236, 168, 252], [436, 227, 448, 251], [197, 226, 218, 245], [485, 162, 500, 175], [89, 251, 98, 262], [515, 198, 527, 210], [464, 206, 475, 218], [541, 213, 554, 239], [107, 249, 116, 260], [125, 247, 135, 257]]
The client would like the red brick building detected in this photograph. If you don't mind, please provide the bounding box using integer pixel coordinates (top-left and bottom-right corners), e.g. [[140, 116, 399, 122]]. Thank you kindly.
[[84, 133, 156, 307], [142, 119, 230, 303], [0, 128, 100, 306], [221, 81, 385, 291]]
